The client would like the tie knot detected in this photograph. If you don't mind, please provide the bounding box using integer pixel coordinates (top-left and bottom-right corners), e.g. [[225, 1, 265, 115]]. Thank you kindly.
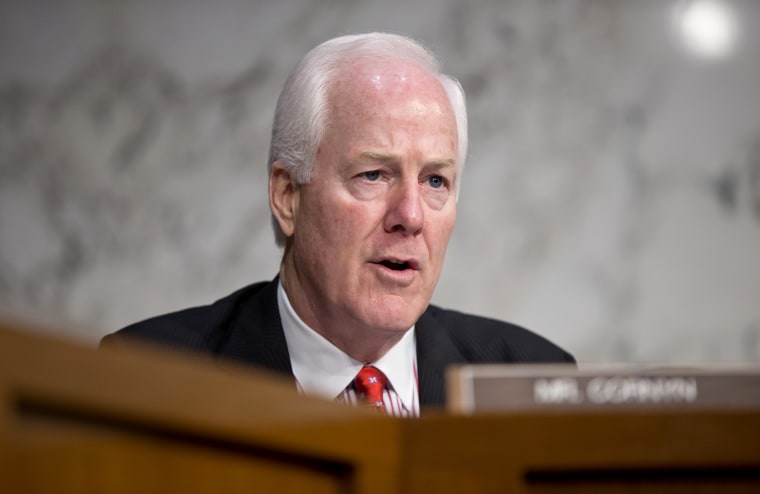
[[354, 365, 388, 408]]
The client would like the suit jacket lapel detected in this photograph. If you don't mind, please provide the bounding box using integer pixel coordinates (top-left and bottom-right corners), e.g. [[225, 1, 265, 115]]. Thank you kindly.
[[218, 277, 294, 377], [415, 308, 467, 409]]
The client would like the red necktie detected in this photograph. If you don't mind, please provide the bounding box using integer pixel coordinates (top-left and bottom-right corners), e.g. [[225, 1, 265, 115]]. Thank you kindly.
[[354, 365, 388, 409]]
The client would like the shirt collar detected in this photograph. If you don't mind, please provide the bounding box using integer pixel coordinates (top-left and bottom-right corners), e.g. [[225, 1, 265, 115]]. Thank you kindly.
[[277, 280, 417, 410]]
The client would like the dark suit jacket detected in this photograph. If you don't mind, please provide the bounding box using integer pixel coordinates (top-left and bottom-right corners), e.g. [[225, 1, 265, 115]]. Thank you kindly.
[[103, 278, 575, 409]]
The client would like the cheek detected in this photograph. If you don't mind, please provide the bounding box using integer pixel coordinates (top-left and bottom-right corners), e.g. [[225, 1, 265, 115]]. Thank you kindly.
[[428, 209, 457, 257], [420, 224, 455, 299], [303, 192, 375, 247]]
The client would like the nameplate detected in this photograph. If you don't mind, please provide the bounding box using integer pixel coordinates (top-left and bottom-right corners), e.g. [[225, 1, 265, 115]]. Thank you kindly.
[[446, 364, 760, 414]]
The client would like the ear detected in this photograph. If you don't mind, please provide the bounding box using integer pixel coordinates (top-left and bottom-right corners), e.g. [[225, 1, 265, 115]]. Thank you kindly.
[[269, 161, 299, 239]]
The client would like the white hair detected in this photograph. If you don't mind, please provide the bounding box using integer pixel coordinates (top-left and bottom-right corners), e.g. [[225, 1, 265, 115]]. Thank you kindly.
[[268, 32, 468, 246]]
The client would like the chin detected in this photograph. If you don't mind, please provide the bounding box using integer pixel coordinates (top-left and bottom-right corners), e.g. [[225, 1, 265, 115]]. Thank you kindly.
[[360, 300, 423, 333]]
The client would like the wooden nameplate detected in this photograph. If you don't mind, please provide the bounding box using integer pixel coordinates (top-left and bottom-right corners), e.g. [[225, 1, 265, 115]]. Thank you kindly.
[[447, 364, 760, 413]]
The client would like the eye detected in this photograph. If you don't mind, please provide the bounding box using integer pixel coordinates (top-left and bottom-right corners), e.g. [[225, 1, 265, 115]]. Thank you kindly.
[[427, 175, 447, 189], [361, 170, 381, 181]]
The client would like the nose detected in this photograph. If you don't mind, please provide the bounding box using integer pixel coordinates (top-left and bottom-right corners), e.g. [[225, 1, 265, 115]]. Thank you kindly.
[[384, 180, 424, 236]]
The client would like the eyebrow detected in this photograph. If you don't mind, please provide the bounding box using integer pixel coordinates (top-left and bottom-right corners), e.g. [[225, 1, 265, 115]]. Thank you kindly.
[[359, 151, 456, 169]]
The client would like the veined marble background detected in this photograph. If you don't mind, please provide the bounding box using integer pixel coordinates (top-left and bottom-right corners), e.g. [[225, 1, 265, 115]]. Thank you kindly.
[[1, 0, 759, 365]]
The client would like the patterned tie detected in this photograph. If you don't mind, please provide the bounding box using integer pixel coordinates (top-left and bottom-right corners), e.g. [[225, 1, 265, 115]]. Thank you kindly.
[[354, 365, 388, 410]]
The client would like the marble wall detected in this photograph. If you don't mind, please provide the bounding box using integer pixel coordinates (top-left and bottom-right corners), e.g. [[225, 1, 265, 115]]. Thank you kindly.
[[1, 0, 759, 365]]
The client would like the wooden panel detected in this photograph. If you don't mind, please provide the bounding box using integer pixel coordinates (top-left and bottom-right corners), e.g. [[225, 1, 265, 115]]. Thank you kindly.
[[7, 413, 350, 494], [401, 411, 760, 494], [0, 322, 399, 494], [525, 469, 760, 494]]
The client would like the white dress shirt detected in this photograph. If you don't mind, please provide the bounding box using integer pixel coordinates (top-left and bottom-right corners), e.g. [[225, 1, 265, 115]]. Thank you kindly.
[[277, 280, 419, 416]]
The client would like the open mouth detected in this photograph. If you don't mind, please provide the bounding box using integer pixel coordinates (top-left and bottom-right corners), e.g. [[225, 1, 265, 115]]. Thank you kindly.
[[380, 259, 411, 271]]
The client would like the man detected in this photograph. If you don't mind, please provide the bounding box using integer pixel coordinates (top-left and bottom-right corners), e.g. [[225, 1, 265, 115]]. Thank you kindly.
[[103, 32, 574, 416]]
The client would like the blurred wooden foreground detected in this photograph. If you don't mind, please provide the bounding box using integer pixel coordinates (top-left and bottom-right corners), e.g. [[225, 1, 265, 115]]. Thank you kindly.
[[1, 319, 759, 494]]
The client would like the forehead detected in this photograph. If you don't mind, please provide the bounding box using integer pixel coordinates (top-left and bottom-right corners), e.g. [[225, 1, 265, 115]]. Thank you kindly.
[[323, 57, 458, 153], [330, 56, 449, 107]]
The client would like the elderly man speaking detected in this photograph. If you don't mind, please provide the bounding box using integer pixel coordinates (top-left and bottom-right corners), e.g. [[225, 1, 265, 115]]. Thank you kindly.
[[103, 32, 574, 416]]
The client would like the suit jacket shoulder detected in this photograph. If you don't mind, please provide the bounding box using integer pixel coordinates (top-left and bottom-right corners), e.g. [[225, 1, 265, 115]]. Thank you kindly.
[[420, 304, 575, 364], [101, 278, 293, 375]]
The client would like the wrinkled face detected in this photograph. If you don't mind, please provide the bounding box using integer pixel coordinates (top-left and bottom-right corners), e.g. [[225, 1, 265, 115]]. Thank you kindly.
[[282, 58, 458, 342]]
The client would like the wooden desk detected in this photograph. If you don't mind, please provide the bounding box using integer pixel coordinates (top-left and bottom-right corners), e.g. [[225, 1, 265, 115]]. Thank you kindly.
[[0, 324, 397, 494], [2, 321, 759, 493], [402, 410, 760, 493]]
